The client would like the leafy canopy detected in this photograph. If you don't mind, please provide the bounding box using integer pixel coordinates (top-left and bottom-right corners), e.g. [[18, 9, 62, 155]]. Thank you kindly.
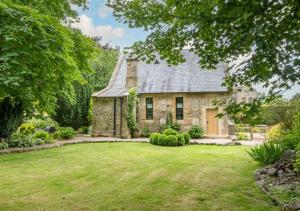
[[108, 0, 300, 117], [0, 1, 98, 115]]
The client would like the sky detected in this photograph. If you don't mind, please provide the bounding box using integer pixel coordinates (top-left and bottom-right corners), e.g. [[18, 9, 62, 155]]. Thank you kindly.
[[73, 0, 299, 99], [73, 0, 148, 48]]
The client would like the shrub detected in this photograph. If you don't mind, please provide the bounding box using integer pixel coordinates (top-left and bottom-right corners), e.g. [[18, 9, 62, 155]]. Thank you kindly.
[[166, 135, 177, 146], [55, 127, 76, 140], [267, 124, 283, 140], [26, 117, 58, 129], [171, 122, 181, 131], [182, 132, 190, 145], [237, 133, 248, 140], [8, 133, 36, 148], [188, 125, 204, 139], [81, 126, 89, 134], [247, 142, 285, 165], [33, 131, 54, 144], [150, 133, 160, 145], [176, 134, 185, 146], [276, 134, 300, 150], [295, 142, 300, 171], [158, 134, 167, 146], [0, 142, 8, 149], [163, 128, 178, 136], [292, 112, 300, 135], [141, 127, 150, 137], [19, 123, 35, 135]]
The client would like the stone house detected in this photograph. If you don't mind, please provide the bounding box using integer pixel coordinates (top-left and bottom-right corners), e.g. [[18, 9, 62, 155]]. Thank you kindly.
[[92, 50, 229, 138]]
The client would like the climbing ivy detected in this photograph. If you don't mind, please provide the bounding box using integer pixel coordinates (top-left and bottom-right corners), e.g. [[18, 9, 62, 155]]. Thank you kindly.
[[127, 88, 138, 135]]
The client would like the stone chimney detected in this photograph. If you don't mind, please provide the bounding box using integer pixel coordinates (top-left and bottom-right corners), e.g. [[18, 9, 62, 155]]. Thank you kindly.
[[126, 58, 138, 89]]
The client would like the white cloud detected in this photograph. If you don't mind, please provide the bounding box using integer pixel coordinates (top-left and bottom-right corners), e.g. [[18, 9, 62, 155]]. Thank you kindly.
[[98, 5, 112, 19], [72, 14, 124, 43]]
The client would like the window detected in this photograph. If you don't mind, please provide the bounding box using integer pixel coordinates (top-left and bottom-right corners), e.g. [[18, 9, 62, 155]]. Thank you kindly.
[[146, 98, 153, 120], [176, 97, 184, 120]]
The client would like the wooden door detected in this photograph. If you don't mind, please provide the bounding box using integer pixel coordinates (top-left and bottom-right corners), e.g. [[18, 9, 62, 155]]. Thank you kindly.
[[206, 109, 219, 135]]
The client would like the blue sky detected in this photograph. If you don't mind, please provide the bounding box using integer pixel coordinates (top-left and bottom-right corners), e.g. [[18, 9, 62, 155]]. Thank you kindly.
[[74, 0, 148, 48], [73, 0, 299, 99]]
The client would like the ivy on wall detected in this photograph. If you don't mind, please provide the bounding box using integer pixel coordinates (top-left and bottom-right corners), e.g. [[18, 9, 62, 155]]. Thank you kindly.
[[127, 88, 138, 135]]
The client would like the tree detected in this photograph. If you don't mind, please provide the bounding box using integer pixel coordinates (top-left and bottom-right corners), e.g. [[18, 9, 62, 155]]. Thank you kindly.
[[107, 0, 300, 117], [0, 1, 97, 138], [52, 47, 118, 130]]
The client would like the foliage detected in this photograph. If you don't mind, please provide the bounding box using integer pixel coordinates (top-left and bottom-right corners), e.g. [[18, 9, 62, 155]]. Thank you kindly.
[[141, 127, 150, 138], [158, 134, 167, 146], [0, 97, 23, 139], [91, 48, 119, 92], [161, 111, 181, 132], [176, 134, 185, 146], [33, 131, 53, 144], [127, 88, 138, 135], [248, 142, 285, 165], [279, 134, 300, 151], [0, 142, 8, 149], [267, 124, 283, 140], [237, 133, 248, 141], [81, 126, 90, 134], [166, 135, 177, 146], [54, 127, 76, 140], [26, 117, 59, 129], [108, 0, 300, 120], [260, 98, 300, 129], [19, 123, 35, 135], [295, 142, 300, 172], [12, 0, 89, 21], [182, 132, 190, 145], [52, 83, 92, 130], [149, 132, 160, 145], [188, 125, 204, 139], [8, 133, 36, 148], [0, 1, 98, 137], [163, 128, 178, 136], [292, 112, 300, 135]]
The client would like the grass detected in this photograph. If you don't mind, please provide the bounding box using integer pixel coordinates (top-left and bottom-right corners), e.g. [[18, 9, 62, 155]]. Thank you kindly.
[[0, 143, 278, 210]]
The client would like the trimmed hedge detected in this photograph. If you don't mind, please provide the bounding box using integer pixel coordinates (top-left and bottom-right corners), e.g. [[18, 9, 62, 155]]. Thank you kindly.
[[150, 130, 190, 147]]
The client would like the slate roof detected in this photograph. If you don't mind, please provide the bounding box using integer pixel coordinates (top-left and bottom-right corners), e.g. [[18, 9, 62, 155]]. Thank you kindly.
[[93, 50, 228, 97]]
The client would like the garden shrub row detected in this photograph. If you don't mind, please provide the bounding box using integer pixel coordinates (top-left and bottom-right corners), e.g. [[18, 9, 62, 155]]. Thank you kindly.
[[150, 128, 190, 146]]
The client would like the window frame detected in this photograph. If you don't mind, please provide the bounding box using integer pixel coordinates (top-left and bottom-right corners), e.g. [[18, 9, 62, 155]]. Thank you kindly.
[[176, 97, 184, 120], [146, 98, 153, 120]]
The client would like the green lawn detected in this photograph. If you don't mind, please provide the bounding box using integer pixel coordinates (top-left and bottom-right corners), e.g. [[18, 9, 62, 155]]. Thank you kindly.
[[0, 143, 278, 210]]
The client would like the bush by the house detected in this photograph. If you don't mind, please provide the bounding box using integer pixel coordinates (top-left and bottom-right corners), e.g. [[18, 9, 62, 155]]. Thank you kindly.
[[163, 128, 178, 136], [150, 130, 190, 147], [158, 134, 167, 145], [182, 132, 190, 145], [81, 126, 90, 134], [19, 123, 35, 135], [141, 127, 150, 137], [54, 127, 76, 140], [237, 133, 248, 140], [160, 122, 181, 132], [150, 132, 160, 145], [188, 125, 204, 139], [247, 142, 285, 165], [176, 134, 185, 146], [33, 131, 54, 144]]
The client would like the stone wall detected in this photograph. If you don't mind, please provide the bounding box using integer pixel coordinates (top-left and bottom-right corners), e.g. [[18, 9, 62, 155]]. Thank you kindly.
[[92, 97, 130, 138], [137, 92, 229, 136]]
